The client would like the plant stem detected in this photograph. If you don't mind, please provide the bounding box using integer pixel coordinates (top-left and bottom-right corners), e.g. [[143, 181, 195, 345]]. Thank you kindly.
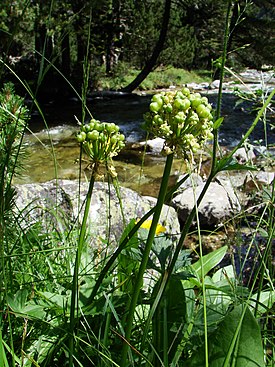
[[211, 0, 233, 173], [120, 153, 174, 366], [140, 171, 215, 357], [69, 167, 97, 367], [85, 173, 190, 309]]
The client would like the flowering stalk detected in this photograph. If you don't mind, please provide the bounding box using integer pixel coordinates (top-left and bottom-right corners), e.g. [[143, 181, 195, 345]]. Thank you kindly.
[[144, 87, 213, 158], [121, 87, 214, 365], [69, 119, 125, 367]]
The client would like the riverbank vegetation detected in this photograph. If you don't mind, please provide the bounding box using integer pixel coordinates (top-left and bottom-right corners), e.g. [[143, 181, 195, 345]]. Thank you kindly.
[[0, 0, 274, 96], [0, 0, 275, 366], [94, 65, 211, 91]]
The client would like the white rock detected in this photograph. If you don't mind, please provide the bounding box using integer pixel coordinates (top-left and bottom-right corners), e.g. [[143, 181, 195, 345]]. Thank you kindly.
[[172, 181, 241, 227], [233, 147, 256, 162], [140, 137, 165, 154]]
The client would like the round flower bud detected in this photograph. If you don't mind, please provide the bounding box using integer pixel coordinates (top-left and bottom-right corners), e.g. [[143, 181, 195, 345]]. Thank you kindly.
[[152, 94, 163, 105], [164, 103, 173, 113], [181, 87, 191, 97], [175, 111, 186, 124], [191, 97, 202, 109], [76, 131, 86, 143], [196, 104, 211, 119], [150, 102, 161, 113], [87, 130, 99, 141]]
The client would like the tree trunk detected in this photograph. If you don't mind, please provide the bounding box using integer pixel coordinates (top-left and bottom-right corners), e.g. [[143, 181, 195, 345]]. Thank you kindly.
[[121, 0, 172, 93], [106, 0, 122, 74]]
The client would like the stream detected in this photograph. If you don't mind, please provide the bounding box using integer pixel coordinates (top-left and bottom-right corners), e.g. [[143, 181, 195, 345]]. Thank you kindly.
[[17, 82, 275, 196]]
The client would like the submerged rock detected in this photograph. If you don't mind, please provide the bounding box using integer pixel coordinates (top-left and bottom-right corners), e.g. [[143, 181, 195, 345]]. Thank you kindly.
[[14, 179, 180, 246]]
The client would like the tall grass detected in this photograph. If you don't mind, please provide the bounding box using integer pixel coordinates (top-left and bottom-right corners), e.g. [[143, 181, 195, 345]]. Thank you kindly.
[[0, 0, 274, 366]]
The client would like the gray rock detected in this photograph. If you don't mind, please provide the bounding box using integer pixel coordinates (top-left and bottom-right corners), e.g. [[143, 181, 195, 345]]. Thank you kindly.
[[140, 137, 165, 154], [14, 180, 180, 246], [176, 173, 204, 193], [233, 147, 256, 163], [244, 171, 275, 190], [172, 181, 241, 227]]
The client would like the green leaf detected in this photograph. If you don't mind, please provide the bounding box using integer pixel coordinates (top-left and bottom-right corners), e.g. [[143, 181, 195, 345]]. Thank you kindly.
[[213, 117, 224, 130], [152, 275, 187, 366], [182, 247, 228, 289], [192, 246, 227, 279], [249, 290, 275, 316], [216, 157, 257, 173], [0, 331, 12, 367], [186, 305, 265, 367], [7, 290, 46, 320]]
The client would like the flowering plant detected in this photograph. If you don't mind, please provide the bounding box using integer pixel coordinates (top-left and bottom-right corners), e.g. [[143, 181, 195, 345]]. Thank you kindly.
[[76, 119, 125, 176], [144, 87, 214, 158]]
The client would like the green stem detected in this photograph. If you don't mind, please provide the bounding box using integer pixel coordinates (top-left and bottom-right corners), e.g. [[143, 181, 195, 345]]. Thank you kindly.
[[69, 166, 97, 367], [211, 0, 233, 172], [140, 171, 215, 358], [120, 153, 174, 366], [85, 171, 190, 310]]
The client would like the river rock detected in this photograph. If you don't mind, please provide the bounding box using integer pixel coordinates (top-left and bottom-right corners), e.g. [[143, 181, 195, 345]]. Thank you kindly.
[[176, 173, 204, 193], [244, 170, 275, 190], [14, 180, 180, 246], [172, 181, 241, 227], [140, 137, 165, 154], [233, 147, 256, 163]]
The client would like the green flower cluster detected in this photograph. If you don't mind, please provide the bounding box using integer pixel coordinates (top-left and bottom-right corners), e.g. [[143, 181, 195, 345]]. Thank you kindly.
[[144, 87, 214, 157], [76, 119, 125, 168]]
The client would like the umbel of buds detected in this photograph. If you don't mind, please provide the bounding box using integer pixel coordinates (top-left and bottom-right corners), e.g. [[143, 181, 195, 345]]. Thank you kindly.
[[76, 119, 125, 176], [144, 87, 214, 158]]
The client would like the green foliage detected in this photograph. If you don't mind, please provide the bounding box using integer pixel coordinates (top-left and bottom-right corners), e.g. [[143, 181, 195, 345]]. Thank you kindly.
[[187, 305, 265, 367], [1, 0, 274, 91], [97, 64, 211, 91], [0, 5, 275, 366], [0, 82, 28, 179]]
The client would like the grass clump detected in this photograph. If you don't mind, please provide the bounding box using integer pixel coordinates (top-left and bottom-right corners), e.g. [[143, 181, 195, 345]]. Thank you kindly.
[[95, 63, 211, 91]]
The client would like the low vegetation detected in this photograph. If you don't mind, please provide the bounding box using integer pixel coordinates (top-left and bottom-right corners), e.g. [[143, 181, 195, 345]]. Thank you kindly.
[[0, 1, 274, 366], [0, 71, 274, 366], [94, 65, 212, 91]]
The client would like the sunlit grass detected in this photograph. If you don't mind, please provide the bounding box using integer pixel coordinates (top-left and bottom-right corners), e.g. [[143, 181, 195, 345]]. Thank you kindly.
[[96, 64, 211, 91]]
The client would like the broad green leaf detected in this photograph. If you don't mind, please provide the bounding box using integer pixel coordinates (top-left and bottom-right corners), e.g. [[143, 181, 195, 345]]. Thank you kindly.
[[7, 290, 45, 320], [186, 305, 265, 367], [182, 247, 228, 289], [24, 334, 63, 367], [249, 290, 275, 315], [192, 246, 228, 279], [212, 264, 235, 283], [7, 289, 28, 311]]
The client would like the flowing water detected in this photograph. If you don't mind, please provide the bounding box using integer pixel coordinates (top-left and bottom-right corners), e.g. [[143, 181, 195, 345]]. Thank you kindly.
[[17, 89, 274, 196]]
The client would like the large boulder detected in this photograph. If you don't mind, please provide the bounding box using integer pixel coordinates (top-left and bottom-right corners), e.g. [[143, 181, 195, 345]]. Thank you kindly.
[[172, 181, 241, 227], [14, 180, 180, 246]]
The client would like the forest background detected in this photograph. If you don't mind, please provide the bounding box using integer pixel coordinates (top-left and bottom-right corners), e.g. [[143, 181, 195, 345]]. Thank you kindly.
[[0, 0, 275, 97]]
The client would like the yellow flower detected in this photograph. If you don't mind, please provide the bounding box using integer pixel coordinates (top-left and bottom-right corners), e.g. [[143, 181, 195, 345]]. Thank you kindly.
[[139, 219, 166, 236]]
